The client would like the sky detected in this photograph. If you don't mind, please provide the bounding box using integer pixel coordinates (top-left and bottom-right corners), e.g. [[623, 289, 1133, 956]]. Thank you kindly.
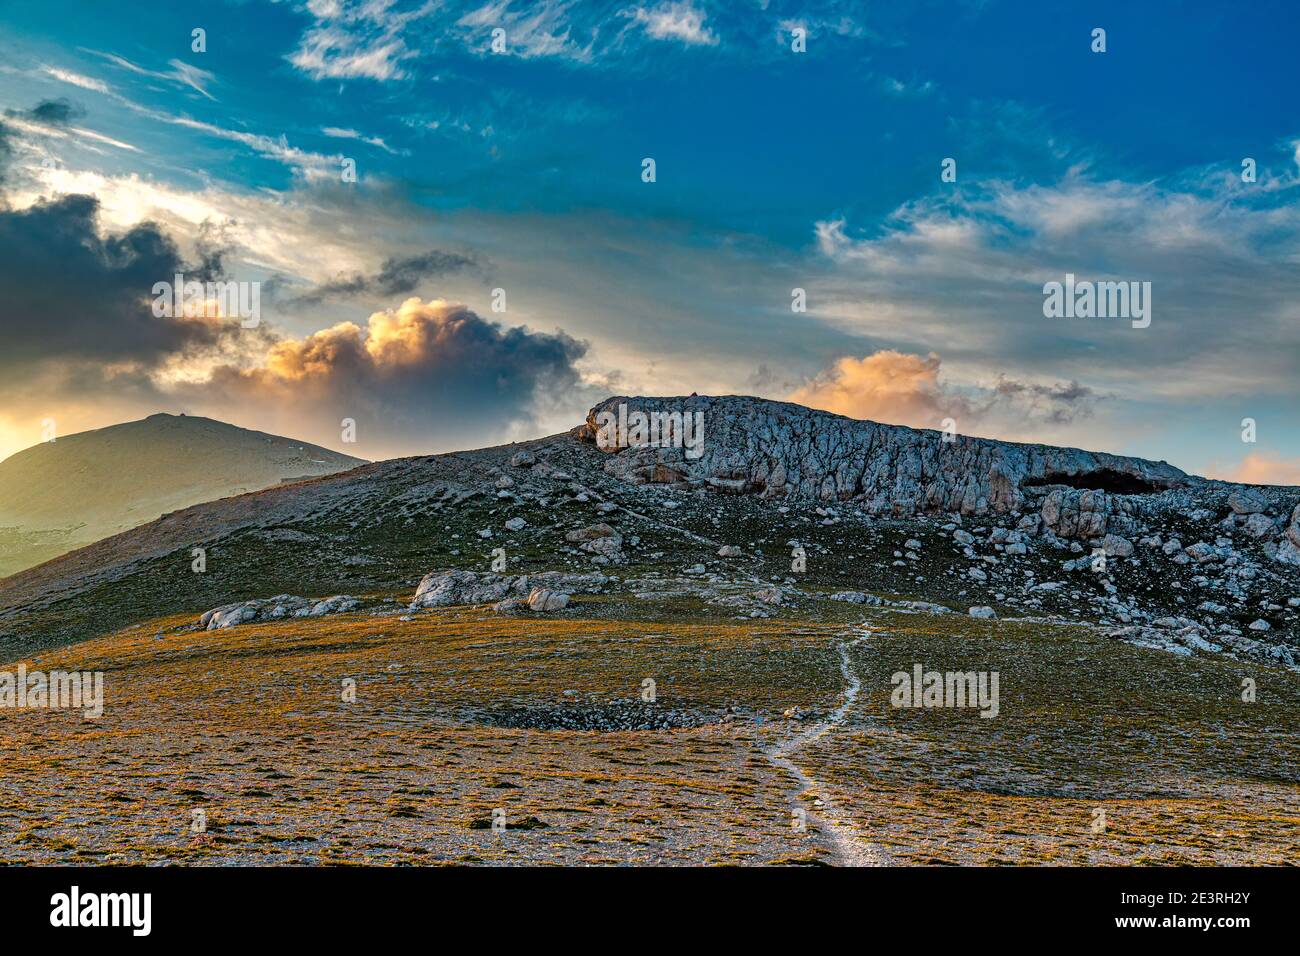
[[0, 0, 1298, 481]]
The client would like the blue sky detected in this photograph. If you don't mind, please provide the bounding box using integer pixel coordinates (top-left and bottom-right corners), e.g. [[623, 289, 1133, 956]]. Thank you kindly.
[[1, 0, 1298, 480]]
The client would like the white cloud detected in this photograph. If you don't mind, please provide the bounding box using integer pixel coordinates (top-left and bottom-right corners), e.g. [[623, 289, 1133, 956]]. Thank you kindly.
[[41, 66, 111, 94], [630, 2, 718, 46], [808, 163, 1300, 403]]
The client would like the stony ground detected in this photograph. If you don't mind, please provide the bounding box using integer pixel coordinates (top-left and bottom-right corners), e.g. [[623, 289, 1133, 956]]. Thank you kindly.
[[2, 596, 1295, 865]]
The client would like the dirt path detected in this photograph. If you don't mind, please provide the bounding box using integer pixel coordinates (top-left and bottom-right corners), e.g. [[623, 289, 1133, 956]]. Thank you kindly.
[[762, 625, 888, 866]]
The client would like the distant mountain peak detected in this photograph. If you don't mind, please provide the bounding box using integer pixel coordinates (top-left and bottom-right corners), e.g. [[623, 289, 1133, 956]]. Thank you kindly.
[[0, 414, 366, 576]]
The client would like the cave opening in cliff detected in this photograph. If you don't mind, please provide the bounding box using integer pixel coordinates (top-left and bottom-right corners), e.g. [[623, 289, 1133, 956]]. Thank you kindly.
[[1022, 470, 1164, 495]]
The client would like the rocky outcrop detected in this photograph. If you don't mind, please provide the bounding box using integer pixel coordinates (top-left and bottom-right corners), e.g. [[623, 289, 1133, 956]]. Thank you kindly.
[[1038, 488, 1142, 540], [199, 594, 359, 630], [1275, 504, 1300, 565], [410, 570, 607, 608], [564, 523, 624, 562], [581, 395, 1187, 515]]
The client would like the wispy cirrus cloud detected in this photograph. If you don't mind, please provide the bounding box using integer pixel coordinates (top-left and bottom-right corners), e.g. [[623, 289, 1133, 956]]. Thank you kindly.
[[41, 65, 110, 95], [282, 0, 872, 75], [288, 0, 438, 81], [82, 50, 216, 100], [321, 125, 399, 153], [456, 0, 599, 61]]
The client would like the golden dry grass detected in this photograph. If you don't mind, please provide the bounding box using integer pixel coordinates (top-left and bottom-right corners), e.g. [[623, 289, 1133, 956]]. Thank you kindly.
[[0, 602, 1295, 865]]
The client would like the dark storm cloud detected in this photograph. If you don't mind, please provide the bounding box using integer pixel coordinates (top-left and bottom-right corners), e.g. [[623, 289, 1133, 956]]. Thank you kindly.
[[0, 193, 237, 370], [6, 98, 86, 126], [282, 248, 482, 307], [990, 377, 1097, 424]]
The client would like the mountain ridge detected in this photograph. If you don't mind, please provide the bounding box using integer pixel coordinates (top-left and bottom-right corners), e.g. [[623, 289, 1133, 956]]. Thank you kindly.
[[1, 394, 1296, 667]]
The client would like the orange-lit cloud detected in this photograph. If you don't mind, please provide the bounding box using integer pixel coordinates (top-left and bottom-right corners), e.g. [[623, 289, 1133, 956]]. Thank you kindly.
[[1208, 452, 1300, 487], [786, 349, 1101, 443], [788, 350, 958, 428], [185, 297, 594, 458]]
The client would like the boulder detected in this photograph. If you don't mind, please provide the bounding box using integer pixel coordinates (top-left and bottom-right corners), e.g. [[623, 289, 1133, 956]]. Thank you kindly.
[[199, 594, 359, 630], [1243, 512, 1275, 538], [411, 570, 606, 608], [829, 591, 882, 605], [565, 523, 624, 562], [1101, 534, 1134, 558], [1228, 487, 1268, 515], [526, 588, 569, 612]]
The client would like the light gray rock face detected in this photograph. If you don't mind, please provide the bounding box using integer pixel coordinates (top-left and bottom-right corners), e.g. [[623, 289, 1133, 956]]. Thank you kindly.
[[411, 570, 607, 608], [526, 588, 569, 612], [581, 395, 1186, 516], [199, 594, 359, 630], [1229, 487, 1268, 514], [1040, 489, 1142, 540]]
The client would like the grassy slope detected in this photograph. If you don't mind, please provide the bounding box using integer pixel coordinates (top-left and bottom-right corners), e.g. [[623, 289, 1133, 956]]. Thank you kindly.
[[1, 598, 1295, 865]]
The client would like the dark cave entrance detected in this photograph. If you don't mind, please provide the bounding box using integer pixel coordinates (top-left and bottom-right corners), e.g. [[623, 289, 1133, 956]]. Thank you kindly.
[[1021, 469, 1165, 495]]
